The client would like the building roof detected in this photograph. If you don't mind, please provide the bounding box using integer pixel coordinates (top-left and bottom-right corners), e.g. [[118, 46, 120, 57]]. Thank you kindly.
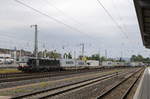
[[134, 0, 150, 48]]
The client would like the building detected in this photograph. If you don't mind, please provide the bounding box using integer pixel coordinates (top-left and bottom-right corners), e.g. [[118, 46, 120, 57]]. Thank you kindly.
[[0, 48, 32, 58], [0, 48, 32, 64], [0, 54, 13, 64]]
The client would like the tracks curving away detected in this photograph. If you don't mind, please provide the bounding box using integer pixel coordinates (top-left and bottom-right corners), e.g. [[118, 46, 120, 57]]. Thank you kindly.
[[96, 68, 144, 99]]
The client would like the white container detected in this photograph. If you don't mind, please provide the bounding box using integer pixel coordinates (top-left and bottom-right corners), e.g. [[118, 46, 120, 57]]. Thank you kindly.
[[86, 60, 99, 66], [60, 59, 76, 67], [76, 60, 86, 66], [102, 61, 114, 66]]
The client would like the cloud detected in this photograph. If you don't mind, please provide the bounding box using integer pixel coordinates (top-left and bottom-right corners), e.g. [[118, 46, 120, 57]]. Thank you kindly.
[[0, 0, 148, 58]]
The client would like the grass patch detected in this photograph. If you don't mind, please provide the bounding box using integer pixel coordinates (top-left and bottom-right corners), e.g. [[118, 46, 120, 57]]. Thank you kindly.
[[0, 88, 31, 96], [0, 83, 50, 96], [0, 69, 21, 74], [38, 82, 49, 88]]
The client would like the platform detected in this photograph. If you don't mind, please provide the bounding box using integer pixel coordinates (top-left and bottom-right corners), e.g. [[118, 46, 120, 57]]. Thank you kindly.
[[134, 67, 150, 99]]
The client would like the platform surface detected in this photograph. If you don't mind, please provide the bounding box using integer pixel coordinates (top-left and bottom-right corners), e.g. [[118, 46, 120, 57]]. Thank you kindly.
[[134, 67, 150, 99]]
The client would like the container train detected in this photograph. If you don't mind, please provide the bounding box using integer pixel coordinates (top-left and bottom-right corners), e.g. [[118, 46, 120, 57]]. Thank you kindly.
[[18, 57, 144, 72], [18, 57, 100, 72], [101, 61, 144, 67]]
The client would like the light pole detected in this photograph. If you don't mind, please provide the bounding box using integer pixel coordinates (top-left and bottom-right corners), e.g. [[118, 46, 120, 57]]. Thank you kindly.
[[105, 49, 107, 59], [31, 24, 39, 67], [80, 43, 84, 58], [14, 47, 17, 64], [99, 48, 101, 66]]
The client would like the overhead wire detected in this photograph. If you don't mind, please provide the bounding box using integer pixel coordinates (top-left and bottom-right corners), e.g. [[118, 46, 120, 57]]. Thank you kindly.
[[45, 0, 97, 49], [113, 0, 141, 50], [14, 0, 95, 40], [97, 0, 129, 40], [112, 0, 128, 35], [14, 0, 135, 56], [0, 34, 28, 44], [111, 0, 130, 48], [96, 0, 137, 58], [45, 0, 82, 26], [0, 30, 34, 50], [113, 0, 135, 38]]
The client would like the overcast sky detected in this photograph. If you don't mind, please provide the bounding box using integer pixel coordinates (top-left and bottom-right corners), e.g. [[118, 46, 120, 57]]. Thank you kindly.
[[0, 0, 150, 58]]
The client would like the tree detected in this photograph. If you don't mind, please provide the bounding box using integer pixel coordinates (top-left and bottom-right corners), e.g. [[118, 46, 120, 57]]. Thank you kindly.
[[130, 55, 144, 62], [137, 55, 143, 61], [143, 57, 150, 63], [46, 51, 61, 59], [63, 53, 68, 59], [130, 55, 137, 62], [68, 53, 72, 59], [93, 54, 100, 60], [87, 54, 109, 62], [87, 54, 100, 60], [119, 57, 125, 62], [63, 53, 72, 59], [107, 58, 116, 62], [100, 56, 107, 62]]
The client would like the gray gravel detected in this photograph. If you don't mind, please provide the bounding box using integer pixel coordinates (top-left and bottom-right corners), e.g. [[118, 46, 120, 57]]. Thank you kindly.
[[47, 69, 139, 99], [0, 70, 103, 89], [0, 68, 137, 97], [0, 69, 127, 96]]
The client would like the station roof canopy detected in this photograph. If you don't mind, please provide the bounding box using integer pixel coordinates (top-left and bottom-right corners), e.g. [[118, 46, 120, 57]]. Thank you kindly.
[[134, 0, 150, 48]]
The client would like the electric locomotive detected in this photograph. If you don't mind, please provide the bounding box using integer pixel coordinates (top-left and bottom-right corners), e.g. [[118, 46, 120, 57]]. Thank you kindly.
[[18, 57, 62, 72]]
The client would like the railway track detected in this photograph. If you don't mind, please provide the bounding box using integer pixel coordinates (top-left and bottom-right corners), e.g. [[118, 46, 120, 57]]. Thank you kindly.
[[0, 68, 108, 79], [0, 68, 129, 83], [0, 69, 103, 79], [120, 70, 143, 99], [11, 68, 139, 99], [0, 72, 24, 78], [0, 66, 135, 79], [96, 68, 144, 99], [0, 70, 102, 83], [0, 73, 53, 83]]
